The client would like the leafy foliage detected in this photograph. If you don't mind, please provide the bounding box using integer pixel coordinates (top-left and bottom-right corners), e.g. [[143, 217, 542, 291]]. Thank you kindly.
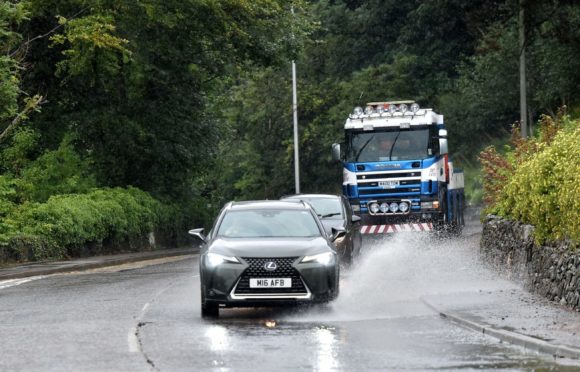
[[2, 187, 172, 261], [0, 1, 28, 124], [481, 114, 579, 244], [16, 135, 97, 202]]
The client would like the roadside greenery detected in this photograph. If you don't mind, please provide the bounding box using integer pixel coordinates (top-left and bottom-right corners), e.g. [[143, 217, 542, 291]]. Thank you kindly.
[[1, 1, 579, 261], [1, 0, 309, 263], [480, 114, 579, 245], [1, 187, 165, 261]]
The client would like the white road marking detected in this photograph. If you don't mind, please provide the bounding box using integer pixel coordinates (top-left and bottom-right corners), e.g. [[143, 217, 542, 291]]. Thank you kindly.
[[128, 274, 200, 353], [0, 276, 45, 290], [128, 326, 141, 353]]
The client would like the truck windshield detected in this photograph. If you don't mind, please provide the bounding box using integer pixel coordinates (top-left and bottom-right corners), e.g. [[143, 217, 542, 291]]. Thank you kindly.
[[346, 128, 429, 162]]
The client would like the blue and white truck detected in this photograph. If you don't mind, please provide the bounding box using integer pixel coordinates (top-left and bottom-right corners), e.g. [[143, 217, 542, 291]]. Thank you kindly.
[[332, 101, 464, 235]]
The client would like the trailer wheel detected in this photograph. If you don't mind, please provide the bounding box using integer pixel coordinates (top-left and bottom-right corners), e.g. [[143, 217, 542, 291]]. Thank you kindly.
[[447, 191, 463, 236]]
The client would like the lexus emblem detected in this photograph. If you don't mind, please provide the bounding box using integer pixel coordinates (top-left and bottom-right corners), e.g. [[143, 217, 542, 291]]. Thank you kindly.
[[264, 261, 277, 271]]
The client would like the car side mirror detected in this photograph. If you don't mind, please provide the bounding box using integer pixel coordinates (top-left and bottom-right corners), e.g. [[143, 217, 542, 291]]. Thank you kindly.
[[330, 227, 347, 242], [351, 215, 361, 224], [188, 228, 206, 243]]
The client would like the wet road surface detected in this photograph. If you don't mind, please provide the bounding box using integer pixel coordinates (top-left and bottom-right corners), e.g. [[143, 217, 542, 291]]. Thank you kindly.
[[0, 233, 576, 371]]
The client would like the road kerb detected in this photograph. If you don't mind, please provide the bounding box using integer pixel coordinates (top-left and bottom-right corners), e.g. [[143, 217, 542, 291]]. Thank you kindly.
[[0, 248, 199, 281], [421, 297, 580, 360]]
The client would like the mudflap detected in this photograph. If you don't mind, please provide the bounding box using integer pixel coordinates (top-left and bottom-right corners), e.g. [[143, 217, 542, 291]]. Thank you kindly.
[[360, 222, 434, 235]]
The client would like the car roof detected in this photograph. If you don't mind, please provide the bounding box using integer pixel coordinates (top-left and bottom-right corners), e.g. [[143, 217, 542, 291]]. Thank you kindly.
[[281, 194, 341, 200], [227, 200, 311, 211]]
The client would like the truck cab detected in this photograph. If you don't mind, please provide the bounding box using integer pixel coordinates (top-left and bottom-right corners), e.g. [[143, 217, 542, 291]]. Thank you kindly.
[[332, 101, 464, 234]]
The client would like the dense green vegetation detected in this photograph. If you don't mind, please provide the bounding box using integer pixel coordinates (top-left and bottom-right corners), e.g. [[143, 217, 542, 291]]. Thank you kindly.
[[213, 0, 580, 204], [480, 114, 579, 244], [1, 0, 579, 261]]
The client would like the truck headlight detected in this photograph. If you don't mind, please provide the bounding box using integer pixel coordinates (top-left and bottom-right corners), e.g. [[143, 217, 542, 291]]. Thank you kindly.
[[399, 202, 409, 213], [301, 252, 335, 265], [420, 201, 439, 210], [206, 252, 240, 267]]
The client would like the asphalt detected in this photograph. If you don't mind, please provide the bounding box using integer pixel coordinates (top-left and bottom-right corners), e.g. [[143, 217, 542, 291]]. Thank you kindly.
[[1, 243, 579, 361]]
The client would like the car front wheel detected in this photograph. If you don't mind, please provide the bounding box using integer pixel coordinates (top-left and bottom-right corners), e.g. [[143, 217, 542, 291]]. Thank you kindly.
[[201, 291, 219, 318]]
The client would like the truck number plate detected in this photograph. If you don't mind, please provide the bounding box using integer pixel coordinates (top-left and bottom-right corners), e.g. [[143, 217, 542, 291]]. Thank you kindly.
[[250, 278, 292, 288], [378, 180, 399, 189]]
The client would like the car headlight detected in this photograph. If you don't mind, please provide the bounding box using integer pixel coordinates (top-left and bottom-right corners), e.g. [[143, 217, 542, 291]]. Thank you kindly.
[[301, 252, 335, 265], [206, 252, 240, 267]]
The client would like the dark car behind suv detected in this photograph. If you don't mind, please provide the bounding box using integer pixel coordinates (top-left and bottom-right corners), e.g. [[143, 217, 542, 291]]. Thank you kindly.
[[281, 194, 362, 265]]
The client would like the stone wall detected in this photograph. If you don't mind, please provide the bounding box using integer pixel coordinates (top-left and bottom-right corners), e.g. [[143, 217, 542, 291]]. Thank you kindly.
[[481, 215, 579, 311]]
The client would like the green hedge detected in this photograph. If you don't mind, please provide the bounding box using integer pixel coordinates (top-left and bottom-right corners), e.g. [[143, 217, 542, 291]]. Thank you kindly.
[[490, 120, 579, 244], [1, 187, 177, 261]]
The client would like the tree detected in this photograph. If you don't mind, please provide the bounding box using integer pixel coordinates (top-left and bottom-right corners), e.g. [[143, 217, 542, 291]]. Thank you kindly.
[[0, 1, 44, 145], [16, 0, 312, 199]]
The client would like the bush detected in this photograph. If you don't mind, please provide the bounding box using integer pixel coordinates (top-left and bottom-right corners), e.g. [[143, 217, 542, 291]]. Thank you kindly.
[[481, 113, 579, 244], [0, 175, 17, 245], [495, 122, 579, 243], [3, 187, 174, 261]]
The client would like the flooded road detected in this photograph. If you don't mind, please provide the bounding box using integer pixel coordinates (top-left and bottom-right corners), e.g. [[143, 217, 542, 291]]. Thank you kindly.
[[139, 233, 568, 370], [0, 232, 575, 370]]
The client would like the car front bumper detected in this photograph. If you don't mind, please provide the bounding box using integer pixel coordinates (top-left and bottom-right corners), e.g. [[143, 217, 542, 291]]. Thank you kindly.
[[200, 256, 339, 307]]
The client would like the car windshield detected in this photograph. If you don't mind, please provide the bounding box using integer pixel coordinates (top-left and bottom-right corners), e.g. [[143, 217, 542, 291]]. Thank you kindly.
[[295, 198, 343, 220], [217, 209, 322, 238], [346, 128, 429, 162]]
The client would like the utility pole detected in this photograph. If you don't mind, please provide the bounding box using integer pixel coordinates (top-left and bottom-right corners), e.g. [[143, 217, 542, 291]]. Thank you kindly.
[[291, 6, 300, 194], [519, 0, 528, 138], [292, 59, 300, 194]]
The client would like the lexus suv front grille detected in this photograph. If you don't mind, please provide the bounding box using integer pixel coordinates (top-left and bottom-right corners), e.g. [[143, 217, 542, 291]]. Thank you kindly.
[[234, 257, 307, 295]]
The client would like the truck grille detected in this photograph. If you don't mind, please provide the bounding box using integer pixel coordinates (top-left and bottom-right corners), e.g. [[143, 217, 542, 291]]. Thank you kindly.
[[357, 171, 421, 180], [359, 187, 421, 195], [356, 170, 422, 199], [234, 257, 307, 294]]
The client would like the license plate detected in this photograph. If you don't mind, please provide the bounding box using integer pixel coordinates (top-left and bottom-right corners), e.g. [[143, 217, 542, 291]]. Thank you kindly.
[[378, 180, 399, 189], [249, 278, 292, 288]]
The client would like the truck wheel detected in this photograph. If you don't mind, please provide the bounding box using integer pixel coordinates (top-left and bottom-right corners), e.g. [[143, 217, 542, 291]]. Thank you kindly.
[[433, 187, 448, 234], [447, 192, 463, 236]]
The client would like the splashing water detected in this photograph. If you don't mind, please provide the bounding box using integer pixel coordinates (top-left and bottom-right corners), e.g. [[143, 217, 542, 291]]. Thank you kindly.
[[291, 232, 518, 322]]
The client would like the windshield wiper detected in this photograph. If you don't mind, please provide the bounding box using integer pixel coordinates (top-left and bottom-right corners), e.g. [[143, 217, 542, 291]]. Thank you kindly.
[[319, 213, 341, 218], [354, 134, 375, 162], [388, 130, 402, 161]]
